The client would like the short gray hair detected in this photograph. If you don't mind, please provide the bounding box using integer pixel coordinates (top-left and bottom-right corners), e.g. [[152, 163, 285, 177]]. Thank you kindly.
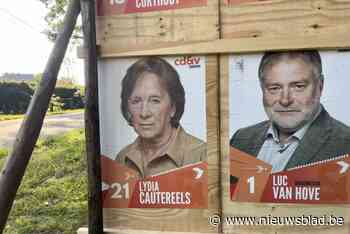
[[258, 50, 324, 83]]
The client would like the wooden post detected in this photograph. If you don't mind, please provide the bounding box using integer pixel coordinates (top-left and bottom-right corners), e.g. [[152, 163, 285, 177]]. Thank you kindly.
[[0, 0, 81, 232], [80, 0, 103, 233]]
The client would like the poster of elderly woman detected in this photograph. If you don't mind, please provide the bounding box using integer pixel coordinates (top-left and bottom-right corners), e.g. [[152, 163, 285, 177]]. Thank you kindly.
[[98, 56, 207, 208]]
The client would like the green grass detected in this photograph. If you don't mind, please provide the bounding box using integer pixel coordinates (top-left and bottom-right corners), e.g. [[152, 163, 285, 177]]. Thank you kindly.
[[0, 114, 24, 121], [0, 109, 83, 122], [0, 148, 8, 159], [0, 129, 87, 234], [47, 108, 84, 116]]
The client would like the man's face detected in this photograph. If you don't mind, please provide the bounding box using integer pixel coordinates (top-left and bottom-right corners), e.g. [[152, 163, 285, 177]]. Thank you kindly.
[[128, 72, 175, 142], [261, 58, 323, 133]]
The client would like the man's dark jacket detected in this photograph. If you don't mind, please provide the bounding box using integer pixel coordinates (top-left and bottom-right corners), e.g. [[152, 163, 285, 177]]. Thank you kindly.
[[230, 107, 350, 170]]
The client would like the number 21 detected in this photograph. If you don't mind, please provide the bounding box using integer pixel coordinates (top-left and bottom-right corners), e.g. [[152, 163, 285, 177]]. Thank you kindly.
[[111, 182, 129, 199]]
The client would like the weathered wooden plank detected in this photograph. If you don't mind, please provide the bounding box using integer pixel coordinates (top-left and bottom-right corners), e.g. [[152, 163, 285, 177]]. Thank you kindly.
[[80, 0, 103, 233], [0, 0, 81, 232], [96, 0, 219, 55], [221, 0, 350, 40], [91, 34, 350, 58], [77, 227, 215, 234]]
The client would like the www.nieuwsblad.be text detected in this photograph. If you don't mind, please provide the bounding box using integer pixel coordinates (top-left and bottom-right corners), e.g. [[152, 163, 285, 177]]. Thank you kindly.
[[208, 214, 344, 227]]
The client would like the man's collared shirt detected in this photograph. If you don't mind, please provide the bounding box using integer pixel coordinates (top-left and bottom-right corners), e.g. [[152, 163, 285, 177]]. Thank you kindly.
[[116, 126, 206, 178], [257, 108, 321, 173]]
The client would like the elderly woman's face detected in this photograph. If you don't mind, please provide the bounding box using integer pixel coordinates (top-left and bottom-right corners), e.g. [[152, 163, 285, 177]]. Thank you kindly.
[[128, 72, 175, 142]]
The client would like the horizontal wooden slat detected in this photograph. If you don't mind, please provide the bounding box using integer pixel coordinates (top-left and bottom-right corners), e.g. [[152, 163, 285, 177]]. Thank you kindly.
[[89, 33, 350, 58], [221, 0, 350, 40], [77, 227, 215, 234]]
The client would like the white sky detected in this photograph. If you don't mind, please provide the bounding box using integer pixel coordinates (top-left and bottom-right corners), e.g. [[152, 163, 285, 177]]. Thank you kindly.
[[0, 1, 84, 85]]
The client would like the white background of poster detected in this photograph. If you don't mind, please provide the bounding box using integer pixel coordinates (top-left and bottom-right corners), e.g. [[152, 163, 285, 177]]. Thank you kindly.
[[229, 51, 350, 137], [98, 56, 206, 159]]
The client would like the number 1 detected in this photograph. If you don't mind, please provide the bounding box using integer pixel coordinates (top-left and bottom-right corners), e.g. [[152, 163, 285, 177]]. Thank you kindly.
[[247, 176, 255, 194]]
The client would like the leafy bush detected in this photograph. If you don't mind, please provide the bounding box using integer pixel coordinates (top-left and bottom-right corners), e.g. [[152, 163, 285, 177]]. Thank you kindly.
[[0, 148, 8, 160], [53, 88, 84, 110], [0, 82, 33, 114], [0, 80, 84, 115], [2, 129, 88, 234], [49, 95, 64, 112]]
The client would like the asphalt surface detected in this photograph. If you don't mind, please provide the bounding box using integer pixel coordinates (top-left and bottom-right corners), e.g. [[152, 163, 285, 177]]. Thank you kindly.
[[0, 112, 84, 148]]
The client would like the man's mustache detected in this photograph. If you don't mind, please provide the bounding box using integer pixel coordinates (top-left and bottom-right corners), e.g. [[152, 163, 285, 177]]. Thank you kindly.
[[271, 108, 301, 112]]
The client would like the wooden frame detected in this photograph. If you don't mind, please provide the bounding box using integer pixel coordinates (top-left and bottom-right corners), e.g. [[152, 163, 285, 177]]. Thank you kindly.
[[81, 0, 104, 233], [82, 1, 350, 233]]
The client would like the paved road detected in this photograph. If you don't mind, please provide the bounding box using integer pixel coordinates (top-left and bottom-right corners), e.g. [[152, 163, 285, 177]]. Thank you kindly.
[[0, 112, 84, 148]]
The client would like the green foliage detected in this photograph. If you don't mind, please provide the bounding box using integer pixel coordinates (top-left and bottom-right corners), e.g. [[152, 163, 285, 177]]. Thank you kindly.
[[55, 87, 78, 98], [54, 87, 84, 110], [0, 78, 84, 115], [0, 148, 8, 160], [33, 74, 85, 110], [49, 94, 64, 112], [0, 82, 34, 114], [28, 74, 43, 90], [0, 114, 24, 122], [2, 129, 87, 234], [38, 0, 82, 42]]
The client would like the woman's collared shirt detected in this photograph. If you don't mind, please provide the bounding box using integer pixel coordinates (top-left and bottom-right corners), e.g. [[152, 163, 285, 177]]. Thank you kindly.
[[116, 126, 206, 178]]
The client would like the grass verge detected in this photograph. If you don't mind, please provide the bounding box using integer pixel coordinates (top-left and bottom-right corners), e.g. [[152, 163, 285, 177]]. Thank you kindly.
[[0, 129, 87, 234], [0, 114, 23, 122], [0, 109, 83, 122], [0, 148, 8, 159]]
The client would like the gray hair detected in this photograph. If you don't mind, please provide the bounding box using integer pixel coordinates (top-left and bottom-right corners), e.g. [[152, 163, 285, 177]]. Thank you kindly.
[[258, 50, 324, 83]]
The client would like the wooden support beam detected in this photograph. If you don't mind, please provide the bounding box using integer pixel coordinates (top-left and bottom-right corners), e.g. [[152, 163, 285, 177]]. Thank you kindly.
[[80, 0, 103, 233], [0, 0, 81, 232], [93, 34, 350, 58]]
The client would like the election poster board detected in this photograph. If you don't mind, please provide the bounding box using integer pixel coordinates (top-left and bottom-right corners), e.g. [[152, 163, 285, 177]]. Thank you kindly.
[[98, 56, 207, 209], [228, 51, 350, 204], [83, 0, 350, 233]]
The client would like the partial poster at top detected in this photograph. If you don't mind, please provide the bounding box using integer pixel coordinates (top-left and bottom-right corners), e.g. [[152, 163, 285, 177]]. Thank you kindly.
[[229, 50, 350, 204], [97, 0, 208, 16], [98, 56, 207, 208], [224, 0, 264, 5]]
